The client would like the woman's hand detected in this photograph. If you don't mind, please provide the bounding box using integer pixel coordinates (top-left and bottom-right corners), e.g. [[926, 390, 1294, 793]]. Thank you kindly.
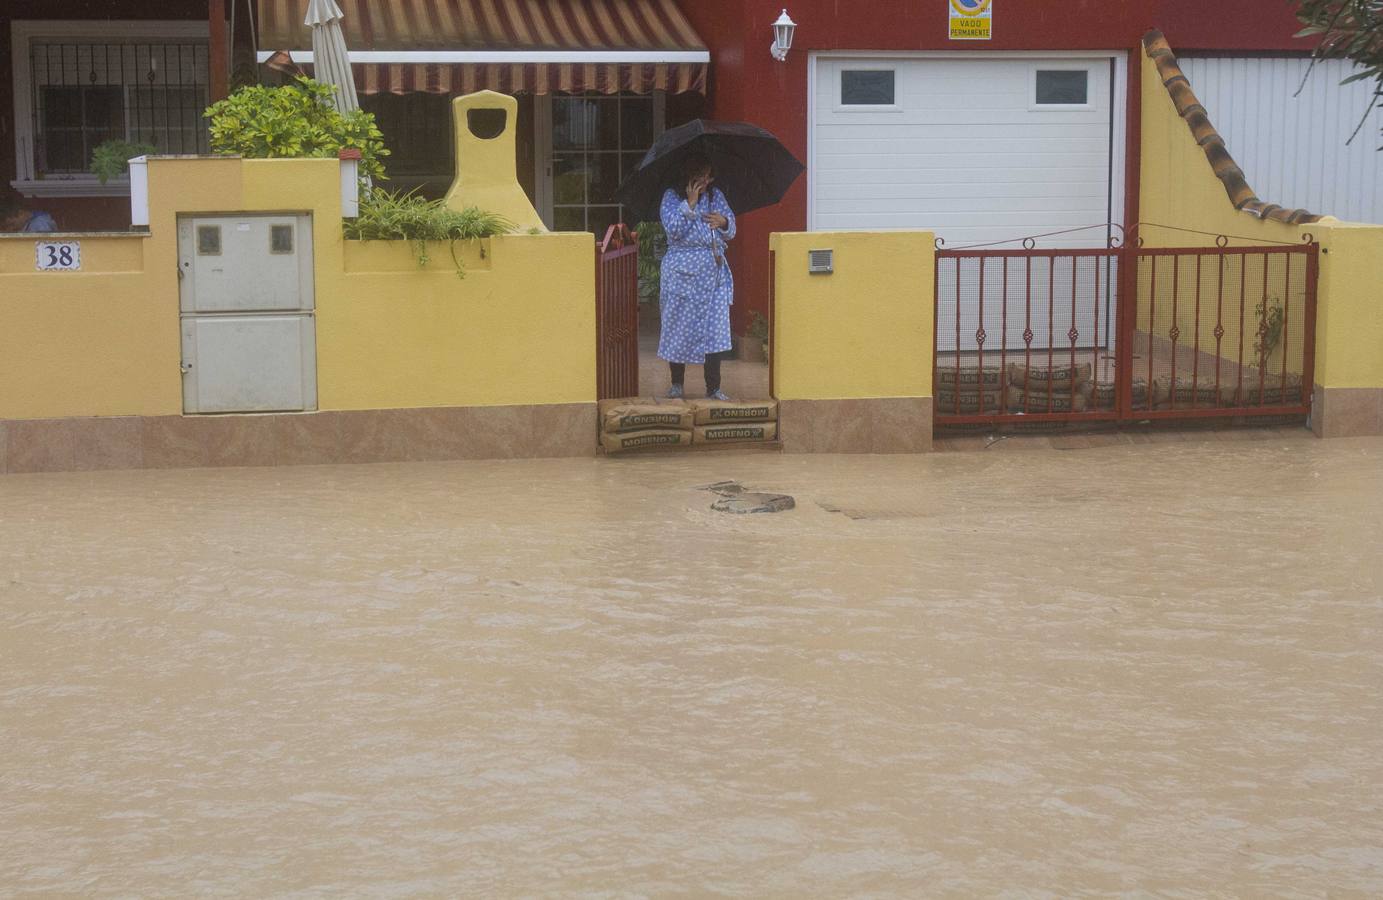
[[686, 174, 711, 208], [703, 212, 729, 230]]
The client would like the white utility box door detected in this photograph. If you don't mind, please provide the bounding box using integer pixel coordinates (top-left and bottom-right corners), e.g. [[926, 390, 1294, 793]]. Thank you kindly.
[[177, 214, 318, 413]]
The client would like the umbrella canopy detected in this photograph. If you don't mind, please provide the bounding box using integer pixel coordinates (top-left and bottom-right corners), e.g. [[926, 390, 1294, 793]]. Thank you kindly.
[[305, 0, 359, 114], [614, 119, 804, 224]]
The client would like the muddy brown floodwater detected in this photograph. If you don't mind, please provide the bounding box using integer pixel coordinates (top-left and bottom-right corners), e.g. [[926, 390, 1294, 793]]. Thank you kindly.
[[2, 436, 1382, 897]]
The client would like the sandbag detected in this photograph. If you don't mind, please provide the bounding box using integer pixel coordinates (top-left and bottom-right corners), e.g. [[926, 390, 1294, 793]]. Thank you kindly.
[[1089, 378, 1152, 410], [688, 398, 778, 425], [1155, 377, 1236, 408], [1237, 384, 1305, 406], [936, 365, 1005, 391], [1233, 373, 1304, 406], [1007, 384, 1090, 413], [694, 421, 779, 444], [936, 388, 1005, 413], [1007, 362, 1092, 390], [600, 429, 693, 452], [599, 398, 693, 433]]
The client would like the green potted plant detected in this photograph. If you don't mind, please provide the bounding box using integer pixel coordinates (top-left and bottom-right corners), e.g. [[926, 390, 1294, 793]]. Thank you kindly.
[[635, 220, 665, 313], [90, 139, 157, 183], [739, 310, 770, 363], [1254, 295, 1285, 370], [203, 76, 389, 182]]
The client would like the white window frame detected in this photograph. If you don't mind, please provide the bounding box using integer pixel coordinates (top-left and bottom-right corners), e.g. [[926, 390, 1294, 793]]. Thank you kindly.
[[1029, 62, 1098, 111], [833, 62, 902, 113], [534, 91, 666, 230], [10, 19, 212, 198]]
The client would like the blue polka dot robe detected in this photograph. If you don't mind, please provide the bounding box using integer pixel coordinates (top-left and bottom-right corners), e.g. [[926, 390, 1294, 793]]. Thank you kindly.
[[657, 186, 736, 365]]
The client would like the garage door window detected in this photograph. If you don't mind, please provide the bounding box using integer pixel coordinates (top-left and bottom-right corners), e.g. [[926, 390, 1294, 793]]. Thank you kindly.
[[1034, 69, 1091, 107], [840, 70, 896, 107]]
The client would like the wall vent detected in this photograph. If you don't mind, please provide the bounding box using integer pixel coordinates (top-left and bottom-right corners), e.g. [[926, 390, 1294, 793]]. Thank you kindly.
[[808, 248, 834, 274]]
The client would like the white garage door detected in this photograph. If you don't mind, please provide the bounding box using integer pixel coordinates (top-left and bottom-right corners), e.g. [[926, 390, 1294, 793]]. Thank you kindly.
[[811, 54, 1126, 249]]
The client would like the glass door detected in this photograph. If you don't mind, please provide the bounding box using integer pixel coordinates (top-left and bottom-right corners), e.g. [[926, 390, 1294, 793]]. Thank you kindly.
[[536, 92, 664, 236]]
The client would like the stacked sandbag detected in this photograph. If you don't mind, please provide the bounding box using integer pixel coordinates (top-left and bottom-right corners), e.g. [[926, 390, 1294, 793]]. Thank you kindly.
[[599, 396, 693, 452], [690, 398, 779, 444], [935, 366, 1006, 414], [1006, 383, 1093, 412], [1233, 372, 1304, 406], [1006, 363, 1093, 413], [1089, 377, 1152, 410], [1153, 372, 1305, 409], [1154, 377, 1236, 409]]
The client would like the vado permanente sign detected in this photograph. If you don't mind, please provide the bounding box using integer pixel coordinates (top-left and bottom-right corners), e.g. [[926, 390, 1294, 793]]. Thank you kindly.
[[949, 0, 993, 40]]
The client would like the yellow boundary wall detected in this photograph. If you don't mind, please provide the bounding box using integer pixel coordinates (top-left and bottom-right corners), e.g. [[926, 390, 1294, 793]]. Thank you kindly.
[[768, 231, 934, 454], [1138, 46, 1383, 428], [0, 157, 595, 421], [770, 231, 934, 401]]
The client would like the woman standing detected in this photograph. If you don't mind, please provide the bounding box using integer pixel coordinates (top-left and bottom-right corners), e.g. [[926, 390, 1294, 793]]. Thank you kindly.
[[657, 154, 737, 400]]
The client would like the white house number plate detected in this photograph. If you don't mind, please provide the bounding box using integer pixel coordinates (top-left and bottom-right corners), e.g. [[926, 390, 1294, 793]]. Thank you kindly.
[[35, 241, 80, 271]]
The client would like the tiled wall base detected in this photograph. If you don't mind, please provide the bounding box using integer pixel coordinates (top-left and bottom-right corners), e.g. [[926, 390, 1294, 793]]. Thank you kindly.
[[0, 404, 595, 475], [778, 398, 933, 453], [1312, 386, 1383, 438]]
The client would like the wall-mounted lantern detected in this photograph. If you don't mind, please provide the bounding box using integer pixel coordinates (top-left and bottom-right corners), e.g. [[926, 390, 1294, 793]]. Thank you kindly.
[[771, 9, 796, 62]]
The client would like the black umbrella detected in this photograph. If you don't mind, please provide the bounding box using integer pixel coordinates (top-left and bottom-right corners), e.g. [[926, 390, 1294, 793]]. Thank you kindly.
[[614, 119, 805, 224]]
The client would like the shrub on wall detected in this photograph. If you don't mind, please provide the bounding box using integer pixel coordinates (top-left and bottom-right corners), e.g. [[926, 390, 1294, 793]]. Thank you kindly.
[[204, 76, 389, 181], [344, 189, 513, 277]]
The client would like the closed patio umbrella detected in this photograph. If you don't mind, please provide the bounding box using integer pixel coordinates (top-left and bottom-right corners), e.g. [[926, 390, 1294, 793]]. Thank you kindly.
[[305, 0, 358, 113]]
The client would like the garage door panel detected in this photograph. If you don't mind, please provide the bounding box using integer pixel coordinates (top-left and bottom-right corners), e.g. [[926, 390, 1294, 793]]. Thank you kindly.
[[816, 209, 1117, 227], [817, 168, 1109, 187], [816, 135, 1109, 155], [816, 150, 1110, 170], [815, 119, 1111, 136], [816, 182, 1109, 201], [812, 54, 1122, 247], [817, 195, 1109, 215]]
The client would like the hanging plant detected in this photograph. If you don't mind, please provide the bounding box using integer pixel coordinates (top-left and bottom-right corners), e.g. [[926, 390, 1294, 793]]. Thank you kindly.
[[343, 189, 513, 278]]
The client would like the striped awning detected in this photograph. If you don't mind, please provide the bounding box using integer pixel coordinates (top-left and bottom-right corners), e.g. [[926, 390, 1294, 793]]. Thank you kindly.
[[256, 0, 708, 95]]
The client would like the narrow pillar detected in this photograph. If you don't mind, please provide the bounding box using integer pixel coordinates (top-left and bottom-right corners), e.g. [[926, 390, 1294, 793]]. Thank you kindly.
[[208, 0, 229, 101]]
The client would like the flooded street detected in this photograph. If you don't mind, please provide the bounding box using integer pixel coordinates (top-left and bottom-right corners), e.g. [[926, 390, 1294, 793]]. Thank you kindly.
[[2, 437, 1382, 896]]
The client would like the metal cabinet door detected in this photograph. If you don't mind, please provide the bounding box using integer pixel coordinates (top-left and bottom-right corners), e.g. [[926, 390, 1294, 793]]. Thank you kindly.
[[181, 314, 318, 413], [178, 215, 314, 313]]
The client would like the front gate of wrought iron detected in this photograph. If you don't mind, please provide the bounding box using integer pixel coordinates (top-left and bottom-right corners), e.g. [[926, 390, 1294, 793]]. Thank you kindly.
[[934, 238, 1318, 427], [596, 224, 639, 401]]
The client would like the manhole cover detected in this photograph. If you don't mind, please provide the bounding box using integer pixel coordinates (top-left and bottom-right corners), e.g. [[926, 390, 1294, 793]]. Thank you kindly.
[[711, 492, 795, 514]]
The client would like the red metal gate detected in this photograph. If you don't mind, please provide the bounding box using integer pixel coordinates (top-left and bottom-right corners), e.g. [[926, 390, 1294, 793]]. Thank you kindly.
[[934, 239, 1318, 426], [596, 224, 639, 401]]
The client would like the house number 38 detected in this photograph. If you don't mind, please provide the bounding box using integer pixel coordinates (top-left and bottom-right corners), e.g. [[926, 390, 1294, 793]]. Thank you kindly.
[[35, 241, 80, 271]]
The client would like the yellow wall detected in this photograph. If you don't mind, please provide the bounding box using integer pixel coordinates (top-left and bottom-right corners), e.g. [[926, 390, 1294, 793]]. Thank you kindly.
[[0, 233, 173, 418], [1134, 47, 1324, 383], [444, 91, 546, 233], [0, 156, 595, 420], [1138, 50, 1303, 250], [1307, 222, 1383, 389], [770, 231, 934, 401], [327, 234, 594, 409]]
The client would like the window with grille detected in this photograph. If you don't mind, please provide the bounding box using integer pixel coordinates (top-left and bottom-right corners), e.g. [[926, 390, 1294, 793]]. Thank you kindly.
[[548, 94, 661, 237], [25, 37, 210, 179]]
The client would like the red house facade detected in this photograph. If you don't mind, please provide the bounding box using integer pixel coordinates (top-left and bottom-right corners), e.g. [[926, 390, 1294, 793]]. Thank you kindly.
[[2, 1, 1316, 333], [678, 0, 1313, 332]]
